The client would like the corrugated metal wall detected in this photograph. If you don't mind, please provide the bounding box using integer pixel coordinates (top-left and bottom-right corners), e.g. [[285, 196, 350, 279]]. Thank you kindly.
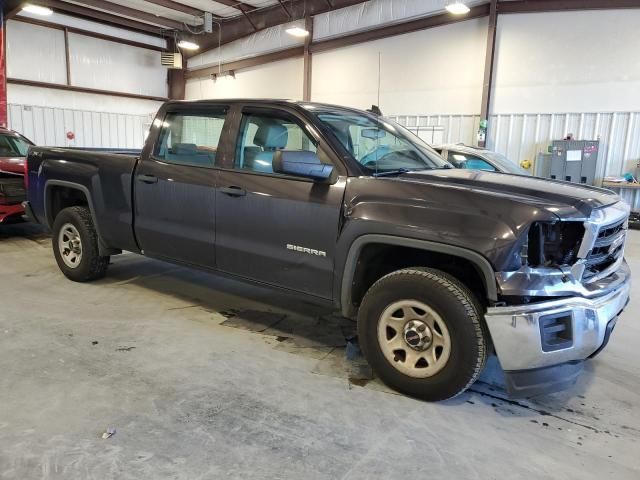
[[7, 103, 154, 149], [392, 111, 640, 209]]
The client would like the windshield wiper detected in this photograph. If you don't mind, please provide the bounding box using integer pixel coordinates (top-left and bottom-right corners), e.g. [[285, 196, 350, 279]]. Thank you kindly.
[[372, 168, 412, 177], [372, 167, 449, 177]]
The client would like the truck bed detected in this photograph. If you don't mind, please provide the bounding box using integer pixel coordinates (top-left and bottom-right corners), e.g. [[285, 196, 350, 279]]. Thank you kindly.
[[26, 146, 140, 253]]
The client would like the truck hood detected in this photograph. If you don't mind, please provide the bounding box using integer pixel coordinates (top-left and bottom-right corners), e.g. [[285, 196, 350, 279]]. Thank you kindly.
[[0, 156, 25, 176], [397, 169, 618, 218]]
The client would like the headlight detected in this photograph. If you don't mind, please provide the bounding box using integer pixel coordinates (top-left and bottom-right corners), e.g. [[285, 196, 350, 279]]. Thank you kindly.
[[527, 221, 584, 268]]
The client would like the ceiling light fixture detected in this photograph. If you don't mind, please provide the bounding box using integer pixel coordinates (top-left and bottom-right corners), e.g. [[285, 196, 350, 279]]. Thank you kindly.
[[22, 4, 54, 16], [285, 26, 310, 38], [177, 40, 200, 51], [446, 1, 471, 15]]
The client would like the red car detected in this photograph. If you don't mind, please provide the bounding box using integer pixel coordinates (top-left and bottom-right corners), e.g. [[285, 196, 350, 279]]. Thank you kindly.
[[0, 128, 33, 224]]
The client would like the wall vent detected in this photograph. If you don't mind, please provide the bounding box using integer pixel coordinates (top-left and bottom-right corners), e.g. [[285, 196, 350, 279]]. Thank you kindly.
[[161, 52, 183, 69]]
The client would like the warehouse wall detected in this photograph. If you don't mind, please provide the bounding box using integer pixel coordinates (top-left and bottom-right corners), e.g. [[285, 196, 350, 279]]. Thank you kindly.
[[311, 18, 487, 114], [5, 17, 166, 148], [185, 57, 304, 101], [492, 10, 640, 114]]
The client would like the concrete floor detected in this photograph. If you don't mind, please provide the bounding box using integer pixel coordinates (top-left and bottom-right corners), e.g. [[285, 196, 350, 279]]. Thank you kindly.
[[1, 223, 639, 480]]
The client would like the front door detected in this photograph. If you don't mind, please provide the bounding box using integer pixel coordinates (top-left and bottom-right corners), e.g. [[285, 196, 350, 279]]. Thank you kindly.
[[215, 106, 346, 299], [134, 107, 229, 268]]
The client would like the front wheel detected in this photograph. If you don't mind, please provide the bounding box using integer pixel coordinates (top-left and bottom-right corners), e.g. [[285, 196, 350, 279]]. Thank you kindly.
[[357, 267, 488, 401], [52, 206, 110, 282]]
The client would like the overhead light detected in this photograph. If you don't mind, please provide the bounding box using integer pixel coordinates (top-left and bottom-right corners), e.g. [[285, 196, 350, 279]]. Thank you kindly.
[[286, 26, 310, 38], [446, 1, 470, 14], [22, 4, 54, 15], [177, 40, 199, 51]]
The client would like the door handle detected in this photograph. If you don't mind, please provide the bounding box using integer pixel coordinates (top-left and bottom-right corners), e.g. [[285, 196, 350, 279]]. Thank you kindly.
[[137, 174, 158, 184], [220, 186, 246, 197]]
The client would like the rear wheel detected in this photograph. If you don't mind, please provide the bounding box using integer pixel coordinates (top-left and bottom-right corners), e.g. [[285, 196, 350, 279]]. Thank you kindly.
[[357, 267, 488, 401], [52, 206, 109, 282]]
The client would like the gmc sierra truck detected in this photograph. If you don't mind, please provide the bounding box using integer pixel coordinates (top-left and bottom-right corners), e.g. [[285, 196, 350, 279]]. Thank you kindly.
[[24, 100, 631, 401]]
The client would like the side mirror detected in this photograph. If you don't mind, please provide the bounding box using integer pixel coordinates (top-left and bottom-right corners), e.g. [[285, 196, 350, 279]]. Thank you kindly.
[[273, 151, 335, 182]]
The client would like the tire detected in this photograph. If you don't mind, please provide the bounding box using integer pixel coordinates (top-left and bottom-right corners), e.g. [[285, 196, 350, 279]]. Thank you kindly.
[[357, 267, 488, 401], [52, 206, 110, 282]]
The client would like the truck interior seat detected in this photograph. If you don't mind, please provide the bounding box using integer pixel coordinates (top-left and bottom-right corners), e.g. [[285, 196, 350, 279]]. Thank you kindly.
[[167, 143, 214, 166], [243, 123, 288, 173]]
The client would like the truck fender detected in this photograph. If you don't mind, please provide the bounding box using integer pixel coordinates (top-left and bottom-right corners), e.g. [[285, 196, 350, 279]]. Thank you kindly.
[[44, 180, 116, 257], [339, 234, 498, 318]]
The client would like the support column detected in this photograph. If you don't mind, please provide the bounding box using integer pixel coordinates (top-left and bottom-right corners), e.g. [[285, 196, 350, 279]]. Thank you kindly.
[[0, 10, 8, 128], [303, 16, 313, 102], [478, 0, 497, 147], [167, 38, 186, 100]]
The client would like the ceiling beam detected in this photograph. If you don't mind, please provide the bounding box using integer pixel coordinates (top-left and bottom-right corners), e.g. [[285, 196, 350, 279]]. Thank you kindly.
[[4, 0, 26, 20], [497, 0, 640, 13], [69, 0, 185, 30], [34, 0, 166, 35], [143, 0, 207, 18], [212, 0, 257, 13], [189, 0, 370, 58]]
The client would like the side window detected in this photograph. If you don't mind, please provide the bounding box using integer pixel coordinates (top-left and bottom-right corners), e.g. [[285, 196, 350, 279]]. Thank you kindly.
[[448, 152, 496, 171], [154, 111, 227, 167], [234, 112, 317, 174]]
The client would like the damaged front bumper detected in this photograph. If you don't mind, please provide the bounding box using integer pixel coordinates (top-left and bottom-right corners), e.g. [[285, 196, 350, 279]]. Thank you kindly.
[[485, 260, 631, 397]]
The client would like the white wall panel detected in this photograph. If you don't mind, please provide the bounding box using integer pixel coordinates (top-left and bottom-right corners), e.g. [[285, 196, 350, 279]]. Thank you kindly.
[[314, 0, 485, 40], [6, 21, 67, 84], [8, 103, 153, 149], [15, 12, 166, 48], [68, 33, 167, 97], [186, 57, 303, 101], [311, 18, 487, 115], [493, 10, 640, 114], [7, 84, 162, 116], [188, 21, 304, 71]]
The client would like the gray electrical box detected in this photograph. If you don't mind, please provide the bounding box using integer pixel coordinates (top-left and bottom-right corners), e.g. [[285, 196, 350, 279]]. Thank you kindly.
[[204, 12, 213, 33], [546, 140, 600, 185]]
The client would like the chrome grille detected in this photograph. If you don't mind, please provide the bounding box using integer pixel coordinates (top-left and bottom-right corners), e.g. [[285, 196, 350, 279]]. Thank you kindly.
[[583, 216, 628, 282]]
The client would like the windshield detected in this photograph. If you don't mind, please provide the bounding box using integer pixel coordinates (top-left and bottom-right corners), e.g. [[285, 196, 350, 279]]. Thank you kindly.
[[481, 151, 530, 175], [311, 108, 451, 173], [0, 134, 31, 157]]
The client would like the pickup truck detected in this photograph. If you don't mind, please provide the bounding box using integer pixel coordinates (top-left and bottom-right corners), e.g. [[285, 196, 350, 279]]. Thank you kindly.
[[24, 100, 631, 401], [0, 127, 33, 223]]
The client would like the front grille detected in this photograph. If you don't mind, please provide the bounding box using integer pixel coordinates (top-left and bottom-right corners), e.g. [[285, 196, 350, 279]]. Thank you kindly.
[[583, 218, 627, 281], [0, 178, 26, 204]]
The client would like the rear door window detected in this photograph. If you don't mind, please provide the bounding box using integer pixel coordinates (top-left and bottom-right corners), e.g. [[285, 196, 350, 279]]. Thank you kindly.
[[154, 111, 227, 168]]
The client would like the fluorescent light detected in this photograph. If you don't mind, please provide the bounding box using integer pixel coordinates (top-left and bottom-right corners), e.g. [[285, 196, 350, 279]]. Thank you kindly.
[[22, 4, 54, 15], [446, 1, 470, 14], [177, 40, 199, 51], [286, 26, 310, 38]]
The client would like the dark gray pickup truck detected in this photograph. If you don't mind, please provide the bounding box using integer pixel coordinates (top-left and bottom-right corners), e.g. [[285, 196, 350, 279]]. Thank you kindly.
[[24, 100, 631, 401]]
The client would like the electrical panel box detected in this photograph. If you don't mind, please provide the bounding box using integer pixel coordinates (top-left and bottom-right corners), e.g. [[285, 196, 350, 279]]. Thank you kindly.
[[204, 12, 213, 33], [547, 140, 600, 185]]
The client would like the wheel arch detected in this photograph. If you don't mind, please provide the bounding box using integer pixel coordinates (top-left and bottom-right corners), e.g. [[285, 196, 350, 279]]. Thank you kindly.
[[44, 180, 115, 256], [339, 235, 498, 318]]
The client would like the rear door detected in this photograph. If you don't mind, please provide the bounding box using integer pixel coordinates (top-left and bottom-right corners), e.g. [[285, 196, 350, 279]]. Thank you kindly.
[[214, 105, 347, 299], [134, 105, 231, 268]]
